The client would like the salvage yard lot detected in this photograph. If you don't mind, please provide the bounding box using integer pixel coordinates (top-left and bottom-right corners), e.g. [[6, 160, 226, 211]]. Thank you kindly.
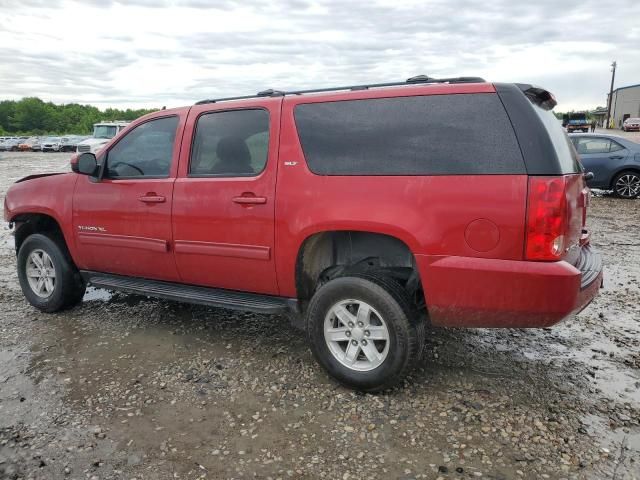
[[0, 152, 638, 479]]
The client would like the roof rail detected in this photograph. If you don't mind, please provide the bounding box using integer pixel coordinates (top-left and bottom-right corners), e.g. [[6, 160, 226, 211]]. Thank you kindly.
[[194, 75, 486, 105]]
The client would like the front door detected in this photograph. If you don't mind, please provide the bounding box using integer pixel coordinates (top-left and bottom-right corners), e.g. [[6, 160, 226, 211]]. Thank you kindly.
[[172, 99, 281, 294], [73, 114, 185, 281]]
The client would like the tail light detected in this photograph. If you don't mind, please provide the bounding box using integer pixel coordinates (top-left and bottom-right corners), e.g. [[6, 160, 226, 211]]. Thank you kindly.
[[525, 176, 568, 261]]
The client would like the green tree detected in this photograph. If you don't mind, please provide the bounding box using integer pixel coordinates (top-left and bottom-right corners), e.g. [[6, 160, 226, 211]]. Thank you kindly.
[[0, 97, 157, 135]]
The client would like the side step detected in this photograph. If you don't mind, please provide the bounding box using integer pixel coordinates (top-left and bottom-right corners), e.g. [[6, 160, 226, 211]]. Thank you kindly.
[[81, 271, 298, 315]]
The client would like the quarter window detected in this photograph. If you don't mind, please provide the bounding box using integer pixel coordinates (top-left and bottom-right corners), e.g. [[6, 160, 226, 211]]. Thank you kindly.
[[294, 93, 525, 175], [106, 116, 178, 178], [189, 109, 269, 177]]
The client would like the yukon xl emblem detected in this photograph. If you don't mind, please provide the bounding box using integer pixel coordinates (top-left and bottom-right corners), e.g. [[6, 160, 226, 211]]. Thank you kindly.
[[78, 225, 106, 232]]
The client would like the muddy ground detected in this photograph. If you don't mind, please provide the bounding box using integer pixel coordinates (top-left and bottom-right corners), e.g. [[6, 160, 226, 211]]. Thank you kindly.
[[0, 152, 638, 480]]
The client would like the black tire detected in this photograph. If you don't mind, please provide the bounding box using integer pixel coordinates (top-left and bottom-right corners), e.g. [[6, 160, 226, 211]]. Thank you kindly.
[[306, 274, 423, 392], [611, 170, 640, 199], [17, 233, 86, 312]]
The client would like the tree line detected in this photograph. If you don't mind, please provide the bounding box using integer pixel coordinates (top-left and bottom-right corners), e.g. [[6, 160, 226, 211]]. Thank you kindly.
[[0, 97, 158, 136]]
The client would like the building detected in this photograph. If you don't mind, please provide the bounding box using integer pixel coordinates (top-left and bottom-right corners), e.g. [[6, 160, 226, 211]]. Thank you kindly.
[[590, 106, 608, 128], [608, 83, 640, 128]]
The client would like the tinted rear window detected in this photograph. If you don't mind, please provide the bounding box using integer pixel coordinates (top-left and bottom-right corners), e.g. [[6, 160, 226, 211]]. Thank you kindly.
[[531, 105, 582, 173], [294, 93, 525, 175]]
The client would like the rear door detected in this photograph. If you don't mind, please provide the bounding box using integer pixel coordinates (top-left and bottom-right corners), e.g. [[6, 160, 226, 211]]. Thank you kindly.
[[573, 136, 629, 186], [73, 113, 185, 281], [172, 98, 281, 295]]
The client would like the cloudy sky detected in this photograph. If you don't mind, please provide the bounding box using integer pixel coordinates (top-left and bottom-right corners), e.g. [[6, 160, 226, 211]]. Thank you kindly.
[[1, 0, 638, 112]]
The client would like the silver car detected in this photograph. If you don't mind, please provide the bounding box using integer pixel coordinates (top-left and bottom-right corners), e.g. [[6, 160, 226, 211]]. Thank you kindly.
[[41, 137, 62, 152]]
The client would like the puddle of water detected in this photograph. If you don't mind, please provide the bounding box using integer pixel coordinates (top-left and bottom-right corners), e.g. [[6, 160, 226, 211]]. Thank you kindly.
[[83, 286, 113, 302], [582, 413, 640, 452]]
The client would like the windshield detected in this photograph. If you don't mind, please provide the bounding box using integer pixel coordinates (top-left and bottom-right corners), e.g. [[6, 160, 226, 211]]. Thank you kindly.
[[625, 118, 640, 123], [93, 125, 118, 139], [45, 137, 61, 142]]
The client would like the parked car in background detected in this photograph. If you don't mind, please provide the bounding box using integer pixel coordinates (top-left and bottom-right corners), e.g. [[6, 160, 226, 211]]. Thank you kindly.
[[564, 112, 590, 133], [60, 135, 87, 152], [77, 121, 130, 154], [0, 138, 21, 151], [41, 137, 62, 152], [622, 117, 640, 132], [570, 133, 640, 198], [5, 78, 603, 391], [18, 137, 42, 151]]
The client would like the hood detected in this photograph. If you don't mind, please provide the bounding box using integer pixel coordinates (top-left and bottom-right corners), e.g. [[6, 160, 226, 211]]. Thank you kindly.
[[15, 172, 67, 183], [77, 137, 110, 147]]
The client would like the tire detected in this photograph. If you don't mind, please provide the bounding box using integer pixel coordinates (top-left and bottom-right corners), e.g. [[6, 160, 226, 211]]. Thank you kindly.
[[611, 171, 640, 199], [306, 274, 423, 392], [17, 233, 86, 312]]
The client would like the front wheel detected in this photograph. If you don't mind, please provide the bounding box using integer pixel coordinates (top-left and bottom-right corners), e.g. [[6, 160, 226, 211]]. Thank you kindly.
[[306, 275, 423, 392], [612, 171, 640, 199], [17, 233, 86, 312]]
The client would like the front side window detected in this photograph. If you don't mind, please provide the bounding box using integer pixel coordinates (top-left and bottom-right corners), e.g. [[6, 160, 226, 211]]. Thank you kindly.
[[106, 116, 178, 178], [189, 109, 270, 177]]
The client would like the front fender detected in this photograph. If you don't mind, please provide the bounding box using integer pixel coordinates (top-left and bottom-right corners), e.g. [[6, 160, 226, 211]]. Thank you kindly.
[[5, 173, 79, 260]]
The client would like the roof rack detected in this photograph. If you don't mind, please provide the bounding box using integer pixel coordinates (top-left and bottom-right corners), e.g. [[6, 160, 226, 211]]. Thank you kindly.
[[194, 75, 486, 105]]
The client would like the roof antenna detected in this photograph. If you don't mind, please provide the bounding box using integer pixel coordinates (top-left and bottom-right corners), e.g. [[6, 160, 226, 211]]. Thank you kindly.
[[257, 89, 285, 97], [406, 75, 432, 83]]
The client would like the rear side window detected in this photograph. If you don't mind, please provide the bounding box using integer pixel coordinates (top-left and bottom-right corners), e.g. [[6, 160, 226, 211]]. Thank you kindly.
[[190, 109, 269, 177], [531, 105, 582, 173], [294, 93, 525, 175]]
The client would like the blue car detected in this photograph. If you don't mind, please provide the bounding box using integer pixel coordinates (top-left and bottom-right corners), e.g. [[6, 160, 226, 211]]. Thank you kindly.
[[569, 133, 640, 199]]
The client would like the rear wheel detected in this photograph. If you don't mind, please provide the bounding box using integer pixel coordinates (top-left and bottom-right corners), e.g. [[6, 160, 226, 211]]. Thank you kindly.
[[17, 234, 86, 312], [306, 274, 423, 392], [612, 171, 640, 199]]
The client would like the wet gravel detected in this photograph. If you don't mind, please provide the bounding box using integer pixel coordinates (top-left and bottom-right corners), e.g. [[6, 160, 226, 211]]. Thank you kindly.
[[0, 152, 638, 480]]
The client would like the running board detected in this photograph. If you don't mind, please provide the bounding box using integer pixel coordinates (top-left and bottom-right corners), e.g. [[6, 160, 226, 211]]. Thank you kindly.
[[81, 271, 298, 316]]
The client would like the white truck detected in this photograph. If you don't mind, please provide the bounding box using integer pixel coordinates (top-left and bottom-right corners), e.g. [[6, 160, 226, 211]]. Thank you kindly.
[[76, 121, 130, 154]]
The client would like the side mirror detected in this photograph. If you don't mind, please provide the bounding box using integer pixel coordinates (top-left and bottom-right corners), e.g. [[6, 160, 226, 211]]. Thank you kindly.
[[584, 171, 594, 181], [72, 153, 99, 177]]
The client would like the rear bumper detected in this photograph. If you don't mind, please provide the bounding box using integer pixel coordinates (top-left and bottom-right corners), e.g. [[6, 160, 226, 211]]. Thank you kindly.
[[417, 246, 603, 328]]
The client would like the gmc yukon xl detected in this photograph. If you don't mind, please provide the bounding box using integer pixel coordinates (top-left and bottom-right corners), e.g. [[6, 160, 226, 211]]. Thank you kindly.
[[4, 76, 603, 391]]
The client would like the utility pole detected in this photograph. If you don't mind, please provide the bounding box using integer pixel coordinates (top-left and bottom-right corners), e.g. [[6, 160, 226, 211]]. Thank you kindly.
[[606, 60, 617, 129]]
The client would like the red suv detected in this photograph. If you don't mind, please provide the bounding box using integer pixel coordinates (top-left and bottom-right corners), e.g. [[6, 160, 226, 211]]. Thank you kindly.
[[4, 76, 603, 391]]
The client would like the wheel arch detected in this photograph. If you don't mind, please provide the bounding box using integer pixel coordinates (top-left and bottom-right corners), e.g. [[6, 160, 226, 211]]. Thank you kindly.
[[10, 212, 70, 257], [294, 230, 424, 305], [609, 167, 640, 190]]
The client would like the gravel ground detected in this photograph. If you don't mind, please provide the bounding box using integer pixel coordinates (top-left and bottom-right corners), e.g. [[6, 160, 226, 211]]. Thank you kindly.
[[0, 152, 638, 480]]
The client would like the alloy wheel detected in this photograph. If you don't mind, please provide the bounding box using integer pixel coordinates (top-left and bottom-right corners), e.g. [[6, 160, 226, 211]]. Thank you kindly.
[[615, 173, 640, 198], [323, 299, 390, 371], [25, 249, 56, 298]]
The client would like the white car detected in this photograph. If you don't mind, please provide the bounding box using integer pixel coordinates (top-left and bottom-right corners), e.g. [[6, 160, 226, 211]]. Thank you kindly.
[[41, 137, 62, 152]]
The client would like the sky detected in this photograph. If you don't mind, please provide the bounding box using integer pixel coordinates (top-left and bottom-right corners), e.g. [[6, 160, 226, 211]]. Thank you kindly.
[[1, 0, 639, 112]]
